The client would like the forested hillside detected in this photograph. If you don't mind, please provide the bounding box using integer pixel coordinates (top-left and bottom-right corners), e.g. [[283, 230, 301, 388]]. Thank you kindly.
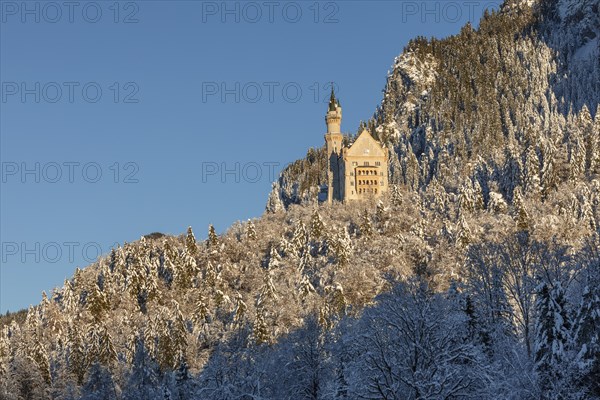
[[2, 0, 600, 398]]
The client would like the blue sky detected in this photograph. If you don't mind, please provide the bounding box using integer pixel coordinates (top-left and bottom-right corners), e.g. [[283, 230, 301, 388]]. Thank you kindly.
[[0, 0, 500, 313]]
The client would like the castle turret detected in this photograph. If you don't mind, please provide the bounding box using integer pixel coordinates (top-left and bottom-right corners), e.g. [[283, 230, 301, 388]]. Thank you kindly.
[[326, 87, 342, 134], [324, 86, 344, 203]]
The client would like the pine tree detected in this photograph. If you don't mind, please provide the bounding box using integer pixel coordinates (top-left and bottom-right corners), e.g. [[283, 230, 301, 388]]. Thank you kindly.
[[375, 200, 389, 232], [81, 362, 117, 400], [185, 226, 198, 257], [204, 261, 218, 289], [326, 283, 347, 318], [62, 278, 77, 313], [406, 147, 420, 190], [502, 145, 522, 200], [574, 283, 600, 396], [541, 139, 558, 199], [309, 209, 326, 240], [175, 251, 198, 290], [359, 210, 373, 238], [390, 184, 403, 207], [193, 293, 209, 326], [455, 215, 472, 249], [266, 182, 285, 213], [259, 269, 277, 303], [246, 219, 257, 241], [457, 182, 475, 216], [327, 227, 352, 267], [534, 282, 571, 396], [512, 187, 530, 231], [170, 301, 188, 369], [154, 304, 188, 371], [291, 220, 309, 257], [265, 245, 281, 270], [24, 306, 51, 385], [0, 328, 10, 393], [570, 130, 587, 182], [207, 224, 219, 248], [473, 180, 485, 210], [579, 105, 595, 172], [524, 146, 542, 198], [87, 283, 109, 323], [580, 196, 597, 232], [174, 357, 194, 400], [298, 274, 316, 299], [87, 323, 117, 367], [586, 105, 600, 176], [298, 245, 312, 273], [123, 337, 161, 400], [253, 306, 270, 345], [66, 321, 87, 385], [234, 292, 247, 324]]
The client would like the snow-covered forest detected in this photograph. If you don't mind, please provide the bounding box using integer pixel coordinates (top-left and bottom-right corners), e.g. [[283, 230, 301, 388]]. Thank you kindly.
[[2, 0, 600, 398]]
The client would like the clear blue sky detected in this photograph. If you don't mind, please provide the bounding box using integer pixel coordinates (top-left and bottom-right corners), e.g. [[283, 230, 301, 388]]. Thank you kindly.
[[0, 0, 500, 313]]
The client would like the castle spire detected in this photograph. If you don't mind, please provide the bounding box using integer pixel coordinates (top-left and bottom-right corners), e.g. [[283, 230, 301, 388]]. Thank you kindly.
[[329, 83, 337, 111]]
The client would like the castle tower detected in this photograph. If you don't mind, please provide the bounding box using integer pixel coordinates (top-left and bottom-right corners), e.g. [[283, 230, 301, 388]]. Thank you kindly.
[[324, 87, 344, 204]]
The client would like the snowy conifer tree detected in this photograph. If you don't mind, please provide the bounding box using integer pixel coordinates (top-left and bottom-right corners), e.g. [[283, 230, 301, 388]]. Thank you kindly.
[[185, 226, 198, 258], [359, 210, 373, 238], [246, 219, 257, 241], [309, 209, 326, 240], [207, 224, 219, 248], [534, 282, 572, 397], [574, 283, 600, 396], [80, 363, 117, 400], [390, 184, 403, 207]]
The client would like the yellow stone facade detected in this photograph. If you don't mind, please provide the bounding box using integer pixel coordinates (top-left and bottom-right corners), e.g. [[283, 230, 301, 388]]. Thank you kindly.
[[324, 90, 389, 203]]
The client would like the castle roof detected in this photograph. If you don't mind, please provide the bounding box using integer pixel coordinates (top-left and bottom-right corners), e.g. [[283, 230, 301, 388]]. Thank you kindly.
[[345, 128, 386, 158]]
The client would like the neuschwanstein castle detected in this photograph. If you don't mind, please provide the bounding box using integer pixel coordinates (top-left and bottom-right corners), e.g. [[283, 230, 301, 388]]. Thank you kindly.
[[324, 89, 389, 203]]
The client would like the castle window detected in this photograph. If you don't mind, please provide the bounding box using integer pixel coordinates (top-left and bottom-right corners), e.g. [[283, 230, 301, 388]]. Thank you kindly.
[[375, 189, 378, 194], [375, 161, 381, 166], [352, 162, 358, 166], [351, 181, 354, 186], [381, 181, 384, 186], [364, 161, 369, 166]]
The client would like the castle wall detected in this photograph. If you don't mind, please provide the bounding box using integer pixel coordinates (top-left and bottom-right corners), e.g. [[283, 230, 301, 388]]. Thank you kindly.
[[343, 155, 388, 202]]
